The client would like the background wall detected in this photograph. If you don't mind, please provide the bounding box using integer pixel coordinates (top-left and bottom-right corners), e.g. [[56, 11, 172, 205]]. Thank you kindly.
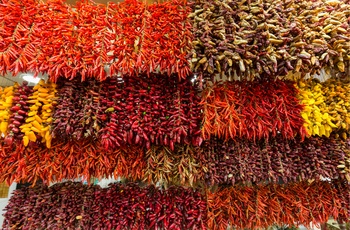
[[0, 183, 17, 227]]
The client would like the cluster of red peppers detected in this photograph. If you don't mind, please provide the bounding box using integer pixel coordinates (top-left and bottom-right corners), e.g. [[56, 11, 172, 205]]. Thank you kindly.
[[52, 75, 202, 150], [3, 181, 207, 230], [3, 180, 349, 230], [2, 81, 33, 145], [0, 0, 192, 81], [201, 79, 307, 141]]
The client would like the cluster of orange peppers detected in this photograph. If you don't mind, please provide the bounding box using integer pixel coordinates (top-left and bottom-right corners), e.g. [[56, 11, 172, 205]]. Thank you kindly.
[[207, 180, 349, 229]]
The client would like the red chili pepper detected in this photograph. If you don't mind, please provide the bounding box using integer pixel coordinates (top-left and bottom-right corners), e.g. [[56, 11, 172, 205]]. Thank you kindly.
[[10, 105, 21, 112]]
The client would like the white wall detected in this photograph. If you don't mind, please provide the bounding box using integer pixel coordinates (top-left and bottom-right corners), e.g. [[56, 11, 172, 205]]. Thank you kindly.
[[0, 183, 16, 227]]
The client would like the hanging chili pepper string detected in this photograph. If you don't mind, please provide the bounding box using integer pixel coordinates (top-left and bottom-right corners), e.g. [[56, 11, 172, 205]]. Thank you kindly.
[[42, 0, 75, 81], [10, 3, 39, 76], [0, 0, 36, 75], [208, 181, 350, 229], [202, 79, 306, 142], [0, 0, 192, 80]]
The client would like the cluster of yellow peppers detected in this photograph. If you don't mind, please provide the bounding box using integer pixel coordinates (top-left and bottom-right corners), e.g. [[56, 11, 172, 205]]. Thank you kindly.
[[20, 80, 57, 148], [0, 83, 19, 136], [0, 80, 56, 148], [296, 79, 350, 138]]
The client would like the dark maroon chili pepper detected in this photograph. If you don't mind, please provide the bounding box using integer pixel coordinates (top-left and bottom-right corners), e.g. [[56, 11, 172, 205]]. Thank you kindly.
[[17, 110, 26, 116], [4, 136, 14, 146], [4, 81, 33, 145], [18, 100, 26, 106], [12, 96, 20, 102], [20, 95, 28, 100], [14, 115, 24, 120], [12, 120, 21, 126], [11, 127, 19, 133]]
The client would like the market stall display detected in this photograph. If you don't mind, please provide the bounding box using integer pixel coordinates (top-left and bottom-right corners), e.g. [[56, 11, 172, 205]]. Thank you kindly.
[[0, 0, 349, 228]]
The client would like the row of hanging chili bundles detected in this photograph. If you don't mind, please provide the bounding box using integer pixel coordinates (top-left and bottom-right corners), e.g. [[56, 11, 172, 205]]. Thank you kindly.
[[0, 77, 349, 151]]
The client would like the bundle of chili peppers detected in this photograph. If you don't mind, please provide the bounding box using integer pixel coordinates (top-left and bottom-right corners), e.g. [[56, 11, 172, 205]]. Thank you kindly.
[[201, 79, 306, 141], [52, 75, 202, 150], [0, 139, 147, 185], [0, 0, 192, 80], [3, 81, 33, 145], [143, 145, 205, 187], [190, 0, 350, 79], [3, 181, 207, 230], [197, 135, 350, 185], [296, 78, 350, 139], [52, 79, 100, 141], [207, 180, 350, 230]]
